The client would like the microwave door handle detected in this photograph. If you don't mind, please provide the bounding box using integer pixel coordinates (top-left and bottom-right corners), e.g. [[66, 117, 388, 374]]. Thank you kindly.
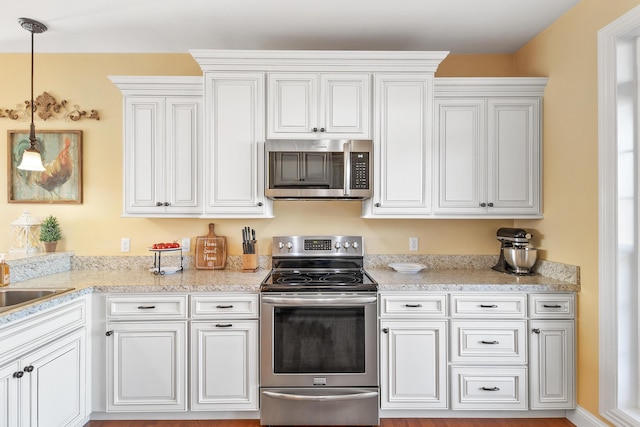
[[262, 390, 378, 402], [343, 141, 351, 196]]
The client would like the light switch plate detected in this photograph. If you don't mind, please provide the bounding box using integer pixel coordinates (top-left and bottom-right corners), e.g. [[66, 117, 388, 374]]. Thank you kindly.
[[120, 237, 130, 252], [181, 237, 191, 251]]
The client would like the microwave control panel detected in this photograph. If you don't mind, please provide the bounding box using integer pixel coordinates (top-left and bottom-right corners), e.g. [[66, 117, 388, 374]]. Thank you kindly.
[[350, 152, 370, 190]]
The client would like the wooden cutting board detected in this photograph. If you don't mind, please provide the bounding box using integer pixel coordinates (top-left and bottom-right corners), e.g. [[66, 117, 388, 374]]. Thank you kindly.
[[195, 223, 227, 269]]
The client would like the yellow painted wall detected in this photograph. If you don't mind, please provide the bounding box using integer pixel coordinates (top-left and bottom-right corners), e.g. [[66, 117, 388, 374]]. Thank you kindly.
[[513, 0, 640, 421], [0, 52, 516, 256]]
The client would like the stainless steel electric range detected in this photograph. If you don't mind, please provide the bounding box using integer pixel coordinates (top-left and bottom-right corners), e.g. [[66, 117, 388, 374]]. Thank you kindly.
[[259, 235, 379, 427]]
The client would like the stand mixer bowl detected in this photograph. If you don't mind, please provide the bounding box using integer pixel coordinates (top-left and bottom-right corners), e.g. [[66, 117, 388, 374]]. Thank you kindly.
[[504, 247, 537, 274]]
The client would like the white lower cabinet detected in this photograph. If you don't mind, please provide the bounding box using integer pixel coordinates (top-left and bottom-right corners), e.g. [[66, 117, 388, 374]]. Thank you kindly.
[[105, 321, 187, 412], [0, 296, 88, 427], [190, 320, 258, 410], [379, 294, 448, 409], [379, 292, 571, 413], [380, 320, 447, 409], [21, 330, 86, 427], [102, 293, 259, 414], [449, 293, 528, 411], [529, 293, 575, 410], [190, 294, 259, 411], [104, 294, 188, 412]]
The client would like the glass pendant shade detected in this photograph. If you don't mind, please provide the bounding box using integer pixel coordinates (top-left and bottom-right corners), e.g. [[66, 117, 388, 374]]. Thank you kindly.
[[17, 147, 46, 171]]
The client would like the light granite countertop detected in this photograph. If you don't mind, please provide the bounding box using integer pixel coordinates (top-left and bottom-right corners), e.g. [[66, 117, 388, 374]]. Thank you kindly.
[[0, 266, 579, 324]]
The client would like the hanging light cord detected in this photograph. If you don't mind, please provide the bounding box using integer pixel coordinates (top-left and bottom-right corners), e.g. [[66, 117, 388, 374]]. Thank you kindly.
[[28, 27, 36, 146]]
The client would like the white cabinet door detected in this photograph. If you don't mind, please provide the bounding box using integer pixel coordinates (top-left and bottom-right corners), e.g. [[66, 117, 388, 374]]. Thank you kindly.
[[0, 361, 20, 427], [363, 74, 433, 217], [21, 329, 86, 427], [434, 99, 486, 214], [529, 320, 575, 409], [123, 97, 164, 214], [433, 77, 545, 218], [106, 321, 187, 412], [268, 74, 317, 137], [380, 320, 447, 409], [487, 98, 540, 215], [163, 97, 202, 215], [203, 72, 272, 217], [267, 73, 370, 139], [113, 76, 203, 217], [190, 320, 258, 411], [122, 96, 202, 216]]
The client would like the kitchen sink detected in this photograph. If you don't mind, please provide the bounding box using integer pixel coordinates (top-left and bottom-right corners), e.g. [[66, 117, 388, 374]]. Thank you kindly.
[[0, 288, 75, 312]]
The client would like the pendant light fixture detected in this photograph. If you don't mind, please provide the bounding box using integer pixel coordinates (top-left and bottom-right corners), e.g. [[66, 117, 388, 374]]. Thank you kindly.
[[17, 17, 47, 172]]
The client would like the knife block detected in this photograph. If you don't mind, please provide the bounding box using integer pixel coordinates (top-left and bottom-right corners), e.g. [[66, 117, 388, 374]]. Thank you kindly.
[[242, 242, 258, 272]]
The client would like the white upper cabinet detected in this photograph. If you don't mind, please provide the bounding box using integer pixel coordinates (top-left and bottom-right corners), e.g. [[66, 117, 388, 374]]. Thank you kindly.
[[110, 76, 203, 217], [267, 73, 370, 139], [434, 78, 547, 218], [202, 72, 272, 217], [362, 74, 434, 218]]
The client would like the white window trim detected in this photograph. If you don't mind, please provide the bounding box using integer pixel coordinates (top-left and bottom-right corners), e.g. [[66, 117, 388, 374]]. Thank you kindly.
[[599, 5, 640, 426]]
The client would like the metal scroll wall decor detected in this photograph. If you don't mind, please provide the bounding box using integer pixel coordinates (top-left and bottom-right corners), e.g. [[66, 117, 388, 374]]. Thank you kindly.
[[0, 91, 100, 122]]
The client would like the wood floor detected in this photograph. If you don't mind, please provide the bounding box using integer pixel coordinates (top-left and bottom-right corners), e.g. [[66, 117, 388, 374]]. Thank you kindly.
[[86, 418, 576, 427]]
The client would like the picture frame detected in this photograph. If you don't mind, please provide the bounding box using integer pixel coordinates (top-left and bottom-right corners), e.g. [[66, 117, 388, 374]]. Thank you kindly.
[[7, 130, 82, 204]]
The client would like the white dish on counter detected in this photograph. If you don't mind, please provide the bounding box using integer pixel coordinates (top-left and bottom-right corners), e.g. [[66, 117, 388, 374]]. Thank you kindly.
[[388, 263, 426, 274]]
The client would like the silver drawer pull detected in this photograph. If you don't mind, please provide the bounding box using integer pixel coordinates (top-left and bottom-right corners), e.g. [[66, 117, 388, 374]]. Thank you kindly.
[[137, 305, 156, 309], [405, 304, 423, 308], [215, 324, 233, 328], [481, 340, 499, 345], [481, 386, 500, 391], [543, 304, 562, 308], [480, 304, 498, 308]]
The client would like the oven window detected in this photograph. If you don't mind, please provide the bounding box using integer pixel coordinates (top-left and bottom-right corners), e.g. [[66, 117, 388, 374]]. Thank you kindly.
[[273, 306, 365, 373]]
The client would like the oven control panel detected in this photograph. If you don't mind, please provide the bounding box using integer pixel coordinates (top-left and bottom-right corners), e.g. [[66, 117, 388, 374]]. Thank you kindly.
[[272, 235, 364, 256]]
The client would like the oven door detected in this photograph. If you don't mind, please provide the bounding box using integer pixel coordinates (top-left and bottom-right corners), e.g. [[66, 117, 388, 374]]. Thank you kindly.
[[260, 293, 378, 388]]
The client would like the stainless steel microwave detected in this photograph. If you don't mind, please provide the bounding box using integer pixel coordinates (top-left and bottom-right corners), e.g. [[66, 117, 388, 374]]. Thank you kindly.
[[265, 139, 373, 200]]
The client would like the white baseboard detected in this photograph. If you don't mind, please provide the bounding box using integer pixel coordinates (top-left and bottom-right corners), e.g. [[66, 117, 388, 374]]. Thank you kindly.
[[567, 405, 610, 427]]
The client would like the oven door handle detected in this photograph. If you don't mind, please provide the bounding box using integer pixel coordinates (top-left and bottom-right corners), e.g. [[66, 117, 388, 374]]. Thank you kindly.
[[261, 296, 377, 305], [262, 390, 378, 402]]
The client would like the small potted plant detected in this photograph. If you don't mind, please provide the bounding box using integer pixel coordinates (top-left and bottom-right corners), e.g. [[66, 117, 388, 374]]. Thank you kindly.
[[40, 215, 62, 252]]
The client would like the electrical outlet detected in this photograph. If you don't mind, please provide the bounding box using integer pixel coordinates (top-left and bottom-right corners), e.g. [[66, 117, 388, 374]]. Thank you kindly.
[[120, 237, 130, 253], [409, 237, 419, 251], [181, 237, 191, 252]]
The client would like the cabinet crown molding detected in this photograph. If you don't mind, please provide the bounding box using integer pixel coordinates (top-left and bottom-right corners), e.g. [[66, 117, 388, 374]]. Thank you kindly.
[[190, 49, 449, 72], [434, 77, 548, 97], [109, 76, 203, 96]]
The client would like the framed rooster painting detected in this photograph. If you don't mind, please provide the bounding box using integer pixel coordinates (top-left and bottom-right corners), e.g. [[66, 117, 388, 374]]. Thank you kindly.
[[7, 130, 82, 204]]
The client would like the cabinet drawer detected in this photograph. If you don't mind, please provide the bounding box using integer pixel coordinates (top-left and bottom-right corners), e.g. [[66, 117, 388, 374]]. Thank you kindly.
[[106, 295, 188, 319], [529, 294, 575, 319], [380, 294, 447, 318], [451, 320, 527, 364], [450, 366, 527, 410], [191, 294, 259, 319], [450, 294, 526, 318]]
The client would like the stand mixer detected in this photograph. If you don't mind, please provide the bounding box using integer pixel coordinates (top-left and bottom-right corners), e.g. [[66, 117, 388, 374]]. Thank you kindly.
[[492, 228, 537, 276]]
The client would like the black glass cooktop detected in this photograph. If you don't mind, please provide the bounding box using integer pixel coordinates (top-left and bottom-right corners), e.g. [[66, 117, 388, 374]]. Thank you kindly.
[[260, 268, 378, 292]]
